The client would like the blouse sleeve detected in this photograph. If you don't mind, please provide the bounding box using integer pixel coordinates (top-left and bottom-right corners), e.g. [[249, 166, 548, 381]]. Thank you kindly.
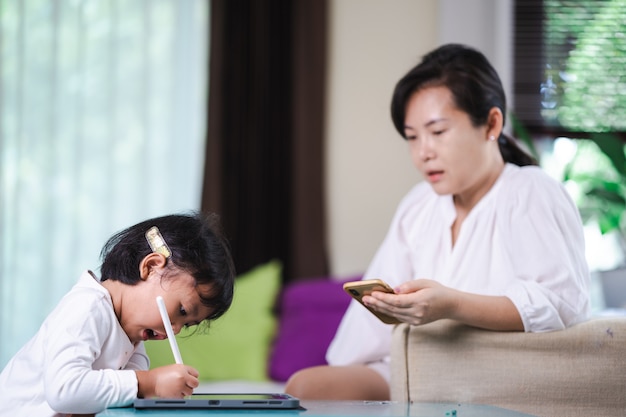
[[42, 291, 139, 414], [497, 168, 590, 332]]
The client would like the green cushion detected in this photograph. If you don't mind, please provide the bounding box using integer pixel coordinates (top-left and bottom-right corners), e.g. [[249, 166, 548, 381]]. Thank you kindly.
[[145, 260, 281, 381]]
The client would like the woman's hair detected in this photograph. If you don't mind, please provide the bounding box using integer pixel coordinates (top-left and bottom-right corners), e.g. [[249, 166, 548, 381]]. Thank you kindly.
[[390, 43, 537, 167], [99, 212, 235, 321]]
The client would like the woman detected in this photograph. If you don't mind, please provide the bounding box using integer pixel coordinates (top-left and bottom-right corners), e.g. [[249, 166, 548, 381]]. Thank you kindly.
[[285, 44, 590, 400]]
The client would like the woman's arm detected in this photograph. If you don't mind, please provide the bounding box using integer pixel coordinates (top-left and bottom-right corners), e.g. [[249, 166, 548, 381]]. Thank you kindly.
[[363, 279, 524, 331]]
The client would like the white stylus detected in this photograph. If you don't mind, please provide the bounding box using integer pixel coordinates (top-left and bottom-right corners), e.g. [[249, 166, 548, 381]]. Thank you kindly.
[[156, 296, 184, 364]]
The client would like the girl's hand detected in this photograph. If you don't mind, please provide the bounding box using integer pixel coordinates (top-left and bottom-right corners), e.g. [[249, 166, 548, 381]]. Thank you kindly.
[[362, 279, 457, 326], [136, 364, 200, 399]]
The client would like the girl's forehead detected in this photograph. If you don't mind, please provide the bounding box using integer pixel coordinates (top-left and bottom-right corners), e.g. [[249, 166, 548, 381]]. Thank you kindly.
[[181, 283, 216, 317], [195, 282, 217, 303]]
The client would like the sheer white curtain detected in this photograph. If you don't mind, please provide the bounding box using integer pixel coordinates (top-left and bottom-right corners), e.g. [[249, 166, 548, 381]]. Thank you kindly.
[[0, 0, 209, 367]]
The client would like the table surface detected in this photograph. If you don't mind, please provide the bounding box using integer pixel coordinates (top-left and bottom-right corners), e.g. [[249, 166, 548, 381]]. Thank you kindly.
[[97, 400, 538, 417]]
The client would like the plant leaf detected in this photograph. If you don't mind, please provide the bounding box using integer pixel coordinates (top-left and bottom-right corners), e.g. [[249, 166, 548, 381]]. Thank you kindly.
[[585, 183, 625, 204], [589, 133, 626, 178]]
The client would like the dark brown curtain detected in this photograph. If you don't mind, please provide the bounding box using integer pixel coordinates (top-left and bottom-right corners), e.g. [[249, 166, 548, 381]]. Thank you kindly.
[[201, 0, 328, 282]]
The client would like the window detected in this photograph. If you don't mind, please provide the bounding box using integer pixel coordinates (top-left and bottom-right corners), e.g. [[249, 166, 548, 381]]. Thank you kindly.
[[0, 0, 209, 367], [514, 0, 626, 136], [514, 0, 626, 283]]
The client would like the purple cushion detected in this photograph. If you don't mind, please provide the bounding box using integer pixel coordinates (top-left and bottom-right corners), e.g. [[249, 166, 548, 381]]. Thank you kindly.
[[268, 276, 358, 382]]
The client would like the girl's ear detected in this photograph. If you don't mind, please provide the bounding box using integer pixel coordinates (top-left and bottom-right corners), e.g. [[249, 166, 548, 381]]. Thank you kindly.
[[139, 252, 168, 280], [486, 107, 504, 140]]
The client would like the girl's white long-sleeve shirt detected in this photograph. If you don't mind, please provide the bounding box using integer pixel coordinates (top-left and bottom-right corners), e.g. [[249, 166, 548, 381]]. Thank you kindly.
[[0, 271, 149, 416], [327, 164, 591, 380]]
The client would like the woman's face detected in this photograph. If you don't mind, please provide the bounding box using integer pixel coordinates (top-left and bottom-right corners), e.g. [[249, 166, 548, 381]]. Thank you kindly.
[[403, 85, 502, 203]]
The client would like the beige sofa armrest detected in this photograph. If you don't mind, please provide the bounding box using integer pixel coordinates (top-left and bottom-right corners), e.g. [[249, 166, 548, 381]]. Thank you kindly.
[[391, 318, 626, 417]]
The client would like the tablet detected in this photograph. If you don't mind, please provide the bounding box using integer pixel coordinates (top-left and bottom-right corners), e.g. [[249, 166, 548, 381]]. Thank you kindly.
[[134, 393, 301, 410]]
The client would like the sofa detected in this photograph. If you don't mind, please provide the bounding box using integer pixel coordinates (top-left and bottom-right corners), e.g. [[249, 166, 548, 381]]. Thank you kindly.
[[390, 317, 626, 417], [145, 260, 355, 392]]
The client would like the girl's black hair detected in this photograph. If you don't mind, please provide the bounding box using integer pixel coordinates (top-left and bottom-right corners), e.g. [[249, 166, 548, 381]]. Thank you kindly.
[[99, 212, 235, 321], [390, 43, 537, 167]]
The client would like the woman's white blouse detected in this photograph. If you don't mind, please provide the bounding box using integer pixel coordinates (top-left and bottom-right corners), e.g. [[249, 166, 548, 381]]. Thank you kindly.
[[0, 271, 149, 417], [327, 164, 591, 377]]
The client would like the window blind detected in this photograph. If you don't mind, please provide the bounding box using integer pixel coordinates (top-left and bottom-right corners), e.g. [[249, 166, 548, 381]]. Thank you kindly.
[[514, 0, 626, 135]]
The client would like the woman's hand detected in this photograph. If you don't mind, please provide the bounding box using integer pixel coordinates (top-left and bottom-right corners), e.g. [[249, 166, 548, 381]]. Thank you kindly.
[[136, 364, 199, 399], [362, 279, 524, 331], [362, 279, 457, 326]]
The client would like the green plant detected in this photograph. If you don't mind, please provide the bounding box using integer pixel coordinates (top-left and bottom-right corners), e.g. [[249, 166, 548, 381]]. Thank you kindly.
[[562, 134, 626, 253], [510, 112, 626, 247]]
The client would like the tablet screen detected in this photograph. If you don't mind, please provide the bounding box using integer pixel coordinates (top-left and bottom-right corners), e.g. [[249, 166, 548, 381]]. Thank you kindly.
[[134, 393, 301, 409]]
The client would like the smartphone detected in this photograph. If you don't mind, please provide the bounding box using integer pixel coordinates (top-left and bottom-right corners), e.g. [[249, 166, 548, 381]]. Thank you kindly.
[[343, 279, 401, 324]]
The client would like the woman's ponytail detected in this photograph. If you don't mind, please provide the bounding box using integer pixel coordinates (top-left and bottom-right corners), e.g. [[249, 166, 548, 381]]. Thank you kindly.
[[498, 134, 538, 167]]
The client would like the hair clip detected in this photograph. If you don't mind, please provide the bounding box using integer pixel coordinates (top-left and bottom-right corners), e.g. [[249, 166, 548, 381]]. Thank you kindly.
[[145, 226, 172, 258]]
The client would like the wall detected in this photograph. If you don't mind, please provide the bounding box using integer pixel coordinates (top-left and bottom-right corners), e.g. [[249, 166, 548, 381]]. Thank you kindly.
[[438, 0, 513, 129], [326, 0, 512, 277], [325, 0, 437, 277]]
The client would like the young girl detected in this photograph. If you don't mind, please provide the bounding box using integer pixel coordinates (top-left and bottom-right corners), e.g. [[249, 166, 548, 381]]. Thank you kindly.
[[0, 212, 235, 416]]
